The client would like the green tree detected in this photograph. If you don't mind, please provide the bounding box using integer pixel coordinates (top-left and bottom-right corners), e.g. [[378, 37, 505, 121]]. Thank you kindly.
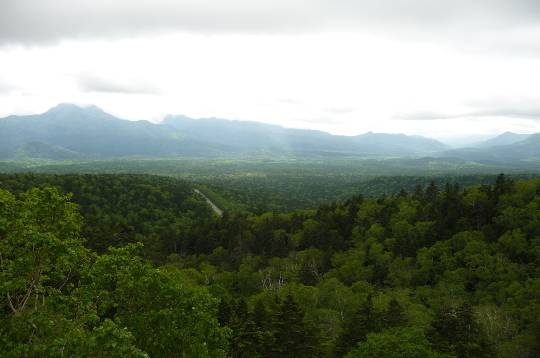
[[229, 299, 264, 358], [428, 304, 493, 358], [0, 187, 103, 356], [381, 298, 407, 329], [346, 327, 454, 358], [0, 187, 89, 316], [85, 244, 230, 357], [272, 294, 320, 357], [334, 296, 378, 357]]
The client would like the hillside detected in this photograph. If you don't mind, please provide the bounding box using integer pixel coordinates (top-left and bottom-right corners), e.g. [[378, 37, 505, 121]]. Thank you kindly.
[[0, 104, 448, 159], [0, 104, 233, 159], [475, 131, 531, 148], [163, 115, 448, 156], [1, 173, 539, 357], [441, 133, 540, 163], [0, 173, 215, 256]]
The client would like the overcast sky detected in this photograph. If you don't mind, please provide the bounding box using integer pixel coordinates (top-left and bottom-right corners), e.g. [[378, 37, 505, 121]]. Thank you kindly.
[[1, 0, 540, 141]]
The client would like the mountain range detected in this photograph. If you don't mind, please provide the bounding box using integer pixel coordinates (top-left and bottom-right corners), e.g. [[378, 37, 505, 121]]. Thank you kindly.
[[440, 134, 540, 163], [0, 103, 539, 164]]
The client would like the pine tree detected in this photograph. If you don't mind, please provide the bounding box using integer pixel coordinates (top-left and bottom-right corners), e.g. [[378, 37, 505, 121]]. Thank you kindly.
[[413, 184, 424, 201], [230, 299, 255, 358], [494, 173, 514, 198], [251, 299, 274, 357], [334, 296, 377, 357], [228, 299, 279, 358], [218, 298, 233, 326], [425, 180, 438, 203], [272, 294, 320, 358], [252, 299, 270, 328], [529, 320, 540, 357], [381, 298, 406, 329], [428, 303, 493, 358]]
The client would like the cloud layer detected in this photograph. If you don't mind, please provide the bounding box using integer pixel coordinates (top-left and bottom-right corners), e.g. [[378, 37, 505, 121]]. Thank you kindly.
[[395, 98, 540, 121], [77, 73, 161, 94], [2, 2, 540, 138], [2, 0, 540, 45]]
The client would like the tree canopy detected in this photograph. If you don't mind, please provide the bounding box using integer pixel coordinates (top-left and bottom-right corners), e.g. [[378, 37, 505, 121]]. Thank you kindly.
[[1, 173, 539, 357]]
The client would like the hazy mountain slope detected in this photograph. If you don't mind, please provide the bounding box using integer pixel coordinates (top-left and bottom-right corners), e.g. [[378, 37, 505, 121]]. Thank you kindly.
[[0, 104, 449, 159], [162, 115, 340, 152], [163, 115, 448, 156], [441, 133, 540, 163], [493, 133, 540, 160], [352, 132, 448, 155], [15, 141, 82, 160], [0, 104, 232, 159], [475, 131, 531, 148]]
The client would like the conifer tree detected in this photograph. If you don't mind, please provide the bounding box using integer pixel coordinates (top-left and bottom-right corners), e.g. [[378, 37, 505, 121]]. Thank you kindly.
[[334, 296, 378, 357], [272, 294, 320, 357], [218, 299, 233, 326], [227, 299, 271, 358], [251, 299, 274, 357], [428, 303, 493, 358], [381, 298, 407, 329]]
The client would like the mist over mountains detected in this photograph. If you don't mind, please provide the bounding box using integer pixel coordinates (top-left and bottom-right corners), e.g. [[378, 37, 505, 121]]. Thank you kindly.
[[1, 103, 539, 163], [440, 133, 540, 163]]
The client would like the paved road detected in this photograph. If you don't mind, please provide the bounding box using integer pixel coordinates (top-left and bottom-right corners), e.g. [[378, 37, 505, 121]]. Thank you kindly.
[[193, 189, 223, 217]]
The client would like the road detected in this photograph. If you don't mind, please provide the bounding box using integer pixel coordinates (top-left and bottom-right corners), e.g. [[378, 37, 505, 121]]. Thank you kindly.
[[193, 189, 224, 217]]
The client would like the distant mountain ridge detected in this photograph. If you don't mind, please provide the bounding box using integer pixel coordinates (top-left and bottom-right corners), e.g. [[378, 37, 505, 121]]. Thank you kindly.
[[0, 104, 449, 160], [163, 115, 448, 155], [474, 132, 531, 148], [0, 104, 232, 159], [440, 132, 540, 162]]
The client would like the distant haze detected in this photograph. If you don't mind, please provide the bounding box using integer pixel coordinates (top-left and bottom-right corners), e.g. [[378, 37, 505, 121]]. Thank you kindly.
[[2, 103, 540, 165], [1, 1, 540, 139]]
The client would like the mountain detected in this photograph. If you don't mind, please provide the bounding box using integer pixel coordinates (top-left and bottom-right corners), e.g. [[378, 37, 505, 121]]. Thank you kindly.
[[352, 132, 447, 155], [163, 115, 448, 156], [0, 104, 448, 160], [440, 133, 540, 163], [15, 141, 82, 160], [0, 104, 231, 159], [162, 115, 339, 153], [475, 131, 531, 148]]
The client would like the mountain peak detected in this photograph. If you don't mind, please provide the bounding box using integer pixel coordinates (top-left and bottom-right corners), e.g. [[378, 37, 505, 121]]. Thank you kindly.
[[46, 103, 82, 113], [162, 114, 193, 123], [476, 131, 531, 148], [46, 103, 106, 115]]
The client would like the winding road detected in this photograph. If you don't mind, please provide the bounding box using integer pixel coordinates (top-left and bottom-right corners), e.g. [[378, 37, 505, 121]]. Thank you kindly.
[[193, 189, 223, 217]]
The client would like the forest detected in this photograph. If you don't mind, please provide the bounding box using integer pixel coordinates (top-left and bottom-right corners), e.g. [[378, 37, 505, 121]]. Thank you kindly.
[[1, 158, 537, 212], [1, 173, 539, 357]]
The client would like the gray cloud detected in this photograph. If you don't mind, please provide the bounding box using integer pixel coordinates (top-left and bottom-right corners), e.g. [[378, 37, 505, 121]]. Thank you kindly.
[[395, 106, 540, 121], [77, 73, 161, 94], [1, 0, 540, 47], [472, 109, 540, 119], [394, 111, 462, 121]]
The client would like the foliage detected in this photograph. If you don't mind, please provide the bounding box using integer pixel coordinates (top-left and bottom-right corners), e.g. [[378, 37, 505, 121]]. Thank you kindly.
[[346, 327, 454, 358], [0, 187, 228, 357], [1, 173, 540, 357], [0, 173, 214, 260]]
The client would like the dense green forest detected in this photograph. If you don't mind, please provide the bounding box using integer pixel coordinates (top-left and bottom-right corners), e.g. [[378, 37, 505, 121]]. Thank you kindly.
[[1, 159, 537, 212], [0, 174, 216, 261], [197, 174, 537, 213], [1, 173, 540, 357]]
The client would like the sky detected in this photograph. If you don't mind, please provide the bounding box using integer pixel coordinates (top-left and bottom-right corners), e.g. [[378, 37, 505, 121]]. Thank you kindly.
[[1, 0, 540, 142]]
